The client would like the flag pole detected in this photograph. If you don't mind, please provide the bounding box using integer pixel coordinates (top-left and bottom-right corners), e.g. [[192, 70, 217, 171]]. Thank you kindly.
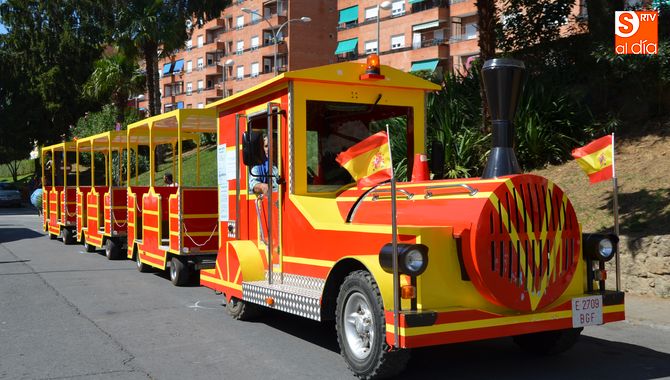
[[386, 124, 400, 349], [611, 133, 621, 291]]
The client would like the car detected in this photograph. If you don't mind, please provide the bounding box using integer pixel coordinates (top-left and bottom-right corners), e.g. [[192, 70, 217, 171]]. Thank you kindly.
[[0, 182, 23, 207]]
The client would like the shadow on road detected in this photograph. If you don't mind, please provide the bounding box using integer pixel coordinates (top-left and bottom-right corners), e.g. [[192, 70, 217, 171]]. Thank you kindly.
[[0, 206, 40, 216], [248, 311, 670, 379], [0, 227, 44, 243]]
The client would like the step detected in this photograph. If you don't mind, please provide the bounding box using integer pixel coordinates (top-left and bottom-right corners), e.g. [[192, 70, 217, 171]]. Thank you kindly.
[[243, 279, 323, 321]]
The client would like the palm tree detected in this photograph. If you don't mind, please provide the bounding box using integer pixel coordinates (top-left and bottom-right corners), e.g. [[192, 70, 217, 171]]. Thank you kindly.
[[84, 50, 145, 122], [114, 0, 231, 116]]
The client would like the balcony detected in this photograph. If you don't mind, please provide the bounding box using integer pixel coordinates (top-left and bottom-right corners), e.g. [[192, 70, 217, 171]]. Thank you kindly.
[[205, 40, 226, 54], [203, 63, 223, 76], [204, 18, 226, 31], [450, 0, 476, 17], [448, 34, 479, 56]]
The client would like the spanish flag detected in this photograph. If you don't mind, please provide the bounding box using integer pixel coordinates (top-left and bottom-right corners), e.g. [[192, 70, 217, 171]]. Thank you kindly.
[[336, 131, 393, 187], [571, 135, 614, 184]]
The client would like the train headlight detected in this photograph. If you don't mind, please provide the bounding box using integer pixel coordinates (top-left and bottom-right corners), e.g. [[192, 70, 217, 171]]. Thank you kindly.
[[583, 233, 618, 262], [379, 243, 429, 276]]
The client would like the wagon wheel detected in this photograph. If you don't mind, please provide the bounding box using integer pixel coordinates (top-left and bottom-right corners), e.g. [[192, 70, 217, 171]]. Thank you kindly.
[[62, 228, 75, 245], [226, 296, 261, 321], [135, 250, 152, 273], [169, 256, 190, 286], [335, 270, 409, 379], [83, 236, 96, 252], [105, 238, 121, 260]]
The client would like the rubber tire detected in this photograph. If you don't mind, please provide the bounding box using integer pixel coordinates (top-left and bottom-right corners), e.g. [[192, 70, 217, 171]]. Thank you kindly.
[[83, 237, 96, 252], [62, 228, 75, 245], [335, 271, 410, 379], [226, 296, 261, 321], [513, 327, 583, 355], [105, 238, 121, 260], [169, 256, 190, 286], [136, 251, 152, 273]]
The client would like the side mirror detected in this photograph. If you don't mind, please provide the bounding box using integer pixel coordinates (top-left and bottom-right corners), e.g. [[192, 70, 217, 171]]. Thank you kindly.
[[430, 140, 445, 179], [242, 131, 265, 166]]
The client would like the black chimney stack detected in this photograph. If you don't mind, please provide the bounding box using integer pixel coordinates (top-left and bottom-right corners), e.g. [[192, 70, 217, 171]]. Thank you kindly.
[[481, 58, 525, 179]]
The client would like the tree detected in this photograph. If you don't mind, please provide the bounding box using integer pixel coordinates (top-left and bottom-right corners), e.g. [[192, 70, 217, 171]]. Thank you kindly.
[[0, 0, 112, 144], [114, 0, 232, 116], [497, 0, 576, 58], [83, 50, 146, 123], [475, 0, 498, 131]]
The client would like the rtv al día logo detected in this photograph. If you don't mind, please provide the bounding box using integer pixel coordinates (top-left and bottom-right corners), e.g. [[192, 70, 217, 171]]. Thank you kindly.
[[615, 11, 658, 54]]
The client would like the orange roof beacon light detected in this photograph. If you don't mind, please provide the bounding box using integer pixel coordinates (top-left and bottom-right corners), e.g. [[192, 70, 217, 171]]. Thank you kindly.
[[360, 53, 385, 80]]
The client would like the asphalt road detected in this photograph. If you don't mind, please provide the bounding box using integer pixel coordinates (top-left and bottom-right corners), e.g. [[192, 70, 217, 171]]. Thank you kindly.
[[1, 206, 669, 380]]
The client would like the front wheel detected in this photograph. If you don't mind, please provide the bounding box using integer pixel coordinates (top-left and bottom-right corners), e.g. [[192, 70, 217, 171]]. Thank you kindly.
[[513, 327, 583, 355], [136, 250, 151, 273], [62, 228, 75, 245], [169, 256, 190, 286], [83, 236, 96, 252], [336, 271, 409, 379], [105, 238, 121, 260]]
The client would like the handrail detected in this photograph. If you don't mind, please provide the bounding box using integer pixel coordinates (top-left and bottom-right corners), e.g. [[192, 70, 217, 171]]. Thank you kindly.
[[255, 197, 268, 245], [424, 183, 478, 199], [370, 188, 414, 201]]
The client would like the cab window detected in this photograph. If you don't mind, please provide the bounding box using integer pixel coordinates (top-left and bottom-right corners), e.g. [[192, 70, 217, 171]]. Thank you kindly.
[[305, 100, 412, 193]]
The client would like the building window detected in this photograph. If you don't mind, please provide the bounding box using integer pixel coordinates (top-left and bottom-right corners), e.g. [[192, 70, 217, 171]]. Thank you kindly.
[[197, 57, 204, 70], [197, 102, 204, 109], [186, 60, 192, 73], [364, 6, 378, 20], [391, 34, 405, 49], [185, 40, 192, 51], [197, 35, 204, 48], [186, 103, 192, 109], [251, 36, 259, 50], [338, 5, 358, 28], [186, 82, 192, 95], [236, 15, 244, 29], [251, 10, 260, 24], [236, 40, 244, 55], [391, 0, 405, 17], [236, 65, 244, 80], [465, 23, 477, 39], [197, 80, 204, 92], [364, 40, 378, 54], [251, 62, 259, 77]]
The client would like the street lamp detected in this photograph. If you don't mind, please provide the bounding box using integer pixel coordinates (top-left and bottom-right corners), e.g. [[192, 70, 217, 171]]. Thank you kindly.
[[219, 58, 234, 98], [241, 8, 311, 75], [377, 1, 392, 55]]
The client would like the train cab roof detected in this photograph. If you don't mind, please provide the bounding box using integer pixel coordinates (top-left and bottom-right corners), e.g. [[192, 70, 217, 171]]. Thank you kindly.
[[206, 62, 441, 112]]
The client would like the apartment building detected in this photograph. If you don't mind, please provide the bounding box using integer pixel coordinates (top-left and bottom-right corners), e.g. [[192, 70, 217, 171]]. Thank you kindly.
[[334, 0, 589, 75], [334, 0, 474, 75], [158, 0, 338, 113]]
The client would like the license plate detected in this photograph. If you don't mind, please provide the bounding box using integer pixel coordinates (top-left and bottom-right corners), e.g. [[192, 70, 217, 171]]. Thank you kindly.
[[572, 295, 603, 327]]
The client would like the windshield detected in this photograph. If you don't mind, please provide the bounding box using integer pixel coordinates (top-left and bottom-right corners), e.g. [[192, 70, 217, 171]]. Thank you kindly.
[[305, 100, 412, 193]]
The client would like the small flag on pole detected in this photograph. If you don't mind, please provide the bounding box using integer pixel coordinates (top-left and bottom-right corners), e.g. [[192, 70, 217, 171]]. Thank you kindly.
[[571, 135, 614, 184], [336, 131, 393, 187]]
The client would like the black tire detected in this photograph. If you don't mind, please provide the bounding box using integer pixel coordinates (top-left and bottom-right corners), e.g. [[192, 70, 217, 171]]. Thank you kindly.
[[169, 256, 190, 286], [62, 228, 75, 245], [136, 250, 152, 273], [513, 327, 583, 355], [83, 237, 96, 252], [226, 296, 261, 321], [105, 238, 121, 260], [336, 271, 409, 379]]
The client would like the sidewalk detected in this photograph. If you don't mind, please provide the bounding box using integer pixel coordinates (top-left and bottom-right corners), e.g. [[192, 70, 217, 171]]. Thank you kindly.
[[624, 293, 670, 329]]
